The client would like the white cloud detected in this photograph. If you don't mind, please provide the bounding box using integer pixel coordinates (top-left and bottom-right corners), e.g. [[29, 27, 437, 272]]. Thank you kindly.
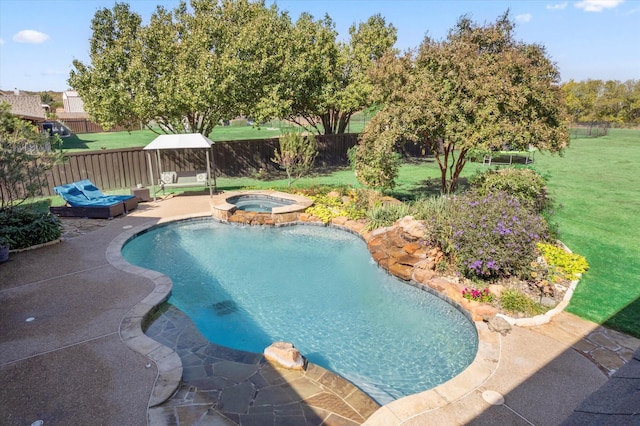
[[516, 13, 533, 22], [575, 0, 625, 12], [547, 2, 569, 10], [0, 38, 4, 45], [13, 30, 50, 44]]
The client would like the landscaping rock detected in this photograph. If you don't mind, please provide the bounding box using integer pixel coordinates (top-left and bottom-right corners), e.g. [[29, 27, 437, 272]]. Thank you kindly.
[[540, 296, 557, 308], [403, 242, 423, 255], [413, 266, 436, 283], [488, 284, 505, 298], [396, 216, 427, 240], [389, 262, 413, 281], [484, 316, 512, 336], [331, 216, 348, 226], [264, 342, 305, 370]]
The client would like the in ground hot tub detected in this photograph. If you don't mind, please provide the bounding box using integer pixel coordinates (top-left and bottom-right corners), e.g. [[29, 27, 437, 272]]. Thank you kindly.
[[210, 190, 313, 224], [227, 194, 296, 213]]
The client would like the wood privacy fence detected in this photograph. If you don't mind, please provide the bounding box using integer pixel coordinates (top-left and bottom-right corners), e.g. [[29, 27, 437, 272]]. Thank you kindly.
[[39, 133, 433, 197], [59, 119, 139, 134], [40, 133, 358, 196]]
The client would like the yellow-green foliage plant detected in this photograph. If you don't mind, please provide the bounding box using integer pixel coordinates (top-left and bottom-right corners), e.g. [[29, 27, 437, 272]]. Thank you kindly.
[[304, 192, 365, 224], [537, 242, 589, 282]]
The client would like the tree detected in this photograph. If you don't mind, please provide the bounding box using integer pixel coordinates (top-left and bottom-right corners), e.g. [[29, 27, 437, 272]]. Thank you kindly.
[[561, 79, 640, 125], [0, 102, 60, 209], [265, 13, 397, 135], [272, 132, 318, 186], [40, 92, 55, 107], [69, 0, 291, 135], [561, 79, 601, 122], [355, 12, 569, 194]]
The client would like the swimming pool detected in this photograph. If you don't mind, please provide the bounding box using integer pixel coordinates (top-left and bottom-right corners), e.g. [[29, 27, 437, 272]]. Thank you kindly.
[[122, 220, 478, 404]]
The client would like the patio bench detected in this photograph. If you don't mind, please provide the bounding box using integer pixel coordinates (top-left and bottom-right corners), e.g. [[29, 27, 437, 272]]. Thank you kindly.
[[160, 171, 209, 188]]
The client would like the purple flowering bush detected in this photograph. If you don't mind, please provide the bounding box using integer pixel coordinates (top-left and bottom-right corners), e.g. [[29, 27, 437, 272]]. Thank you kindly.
[[449, 190, 549, 279]]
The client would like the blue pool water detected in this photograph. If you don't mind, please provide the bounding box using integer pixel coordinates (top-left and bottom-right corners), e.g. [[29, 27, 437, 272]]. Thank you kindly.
[[227, 194, 295, 212], [122, 220, 478, 404]]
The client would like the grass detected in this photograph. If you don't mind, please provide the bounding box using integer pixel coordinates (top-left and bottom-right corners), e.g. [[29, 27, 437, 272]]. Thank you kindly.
[[57, 113, 370, 152], [58, 126, 282, 152], [37, 126, 640, 338], [531, 128, 640, 337]]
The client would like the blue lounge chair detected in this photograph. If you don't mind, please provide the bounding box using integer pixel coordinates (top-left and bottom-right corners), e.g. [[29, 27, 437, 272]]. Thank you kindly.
[[73, 179, 138, 212], [50, 184, 125, 219]]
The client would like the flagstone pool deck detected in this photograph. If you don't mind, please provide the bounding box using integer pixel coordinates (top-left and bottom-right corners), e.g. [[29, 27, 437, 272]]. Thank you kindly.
[[1, 194, 639, 425]]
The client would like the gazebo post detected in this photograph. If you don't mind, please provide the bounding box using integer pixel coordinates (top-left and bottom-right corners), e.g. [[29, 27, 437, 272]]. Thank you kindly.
[[206, 150, 212, 197], [146, 151, 156, 202], [210, 143, 217, 194]]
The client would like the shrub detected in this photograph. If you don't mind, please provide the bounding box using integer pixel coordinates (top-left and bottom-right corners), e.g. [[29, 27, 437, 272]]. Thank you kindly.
[[365, 202, 410, 230], [449, 191, 549, 279], [272, 132, 318, 187], [469, 167, 549, 213], [537, 242, 589, 282], [305, 191, 366, 224], [500, 288, 546, 316], [353, 116, 401, 192], [409, 196, 454, 252], [0, 207, 62, 249]]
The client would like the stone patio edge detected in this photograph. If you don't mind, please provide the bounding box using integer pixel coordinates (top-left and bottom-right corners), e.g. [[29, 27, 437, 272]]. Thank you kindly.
[[106, 212, 211, 408]]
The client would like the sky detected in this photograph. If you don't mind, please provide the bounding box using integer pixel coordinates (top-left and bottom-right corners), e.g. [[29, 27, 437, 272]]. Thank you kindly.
[[0, 0, 638, 92]]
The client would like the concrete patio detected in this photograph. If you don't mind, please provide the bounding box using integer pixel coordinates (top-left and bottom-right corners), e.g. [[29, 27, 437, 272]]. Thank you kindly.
[[1, 193, 638, 425]]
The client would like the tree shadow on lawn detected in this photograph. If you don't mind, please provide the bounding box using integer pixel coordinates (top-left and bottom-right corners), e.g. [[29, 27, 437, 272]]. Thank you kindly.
[[55, 134, 94, 150], [390, 177, 473, 202], [603, 296, 640, 338]]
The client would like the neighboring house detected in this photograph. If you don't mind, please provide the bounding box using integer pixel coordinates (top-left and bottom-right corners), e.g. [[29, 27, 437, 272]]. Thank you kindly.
[[0, 89, 47, 123], [59, 90, 87, 119]]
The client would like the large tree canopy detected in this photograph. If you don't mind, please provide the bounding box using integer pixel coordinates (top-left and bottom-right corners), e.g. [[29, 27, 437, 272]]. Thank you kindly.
[[562, 79, 640, 124], [263, 13, 397, 135], [70, 1, 397, 136], [69, 0, 291, 135], [355, 12, 569, 194]]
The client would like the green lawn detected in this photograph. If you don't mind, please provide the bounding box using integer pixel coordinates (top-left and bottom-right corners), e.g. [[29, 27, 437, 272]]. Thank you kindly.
[[59, 125, 282, 151], [58, 114, 370, 152], [532, 129, 640, 337]]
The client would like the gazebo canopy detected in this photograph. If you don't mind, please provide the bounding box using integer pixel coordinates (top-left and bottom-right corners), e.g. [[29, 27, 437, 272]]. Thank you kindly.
[[143, 133, 214, 150], [143, 133, 216, 201]]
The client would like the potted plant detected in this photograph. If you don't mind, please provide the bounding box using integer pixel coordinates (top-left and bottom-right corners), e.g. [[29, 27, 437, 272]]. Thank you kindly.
[[0, 237, 9, 263]]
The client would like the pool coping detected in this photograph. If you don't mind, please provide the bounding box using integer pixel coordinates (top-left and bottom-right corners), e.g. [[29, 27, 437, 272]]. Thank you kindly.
[[106, 213, 501, 422], [210, 189, 313, 216]]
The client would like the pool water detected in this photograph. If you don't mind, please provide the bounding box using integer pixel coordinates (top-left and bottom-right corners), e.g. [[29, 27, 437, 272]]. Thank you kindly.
[[227, 194, 295, 212], [122, 220, 478, 404]]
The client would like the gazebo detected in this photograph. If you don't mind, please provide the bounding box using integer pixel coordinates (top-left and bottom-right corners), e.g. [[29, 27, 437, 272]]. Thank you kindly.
[[143, 133, 217, 201]]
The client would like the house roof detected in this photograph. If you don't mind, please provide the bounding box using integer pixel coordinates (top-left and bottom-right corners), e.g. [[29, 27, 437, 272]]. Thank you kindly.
[[143, 133, 215, 150], [0, 94, 46, 121]]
